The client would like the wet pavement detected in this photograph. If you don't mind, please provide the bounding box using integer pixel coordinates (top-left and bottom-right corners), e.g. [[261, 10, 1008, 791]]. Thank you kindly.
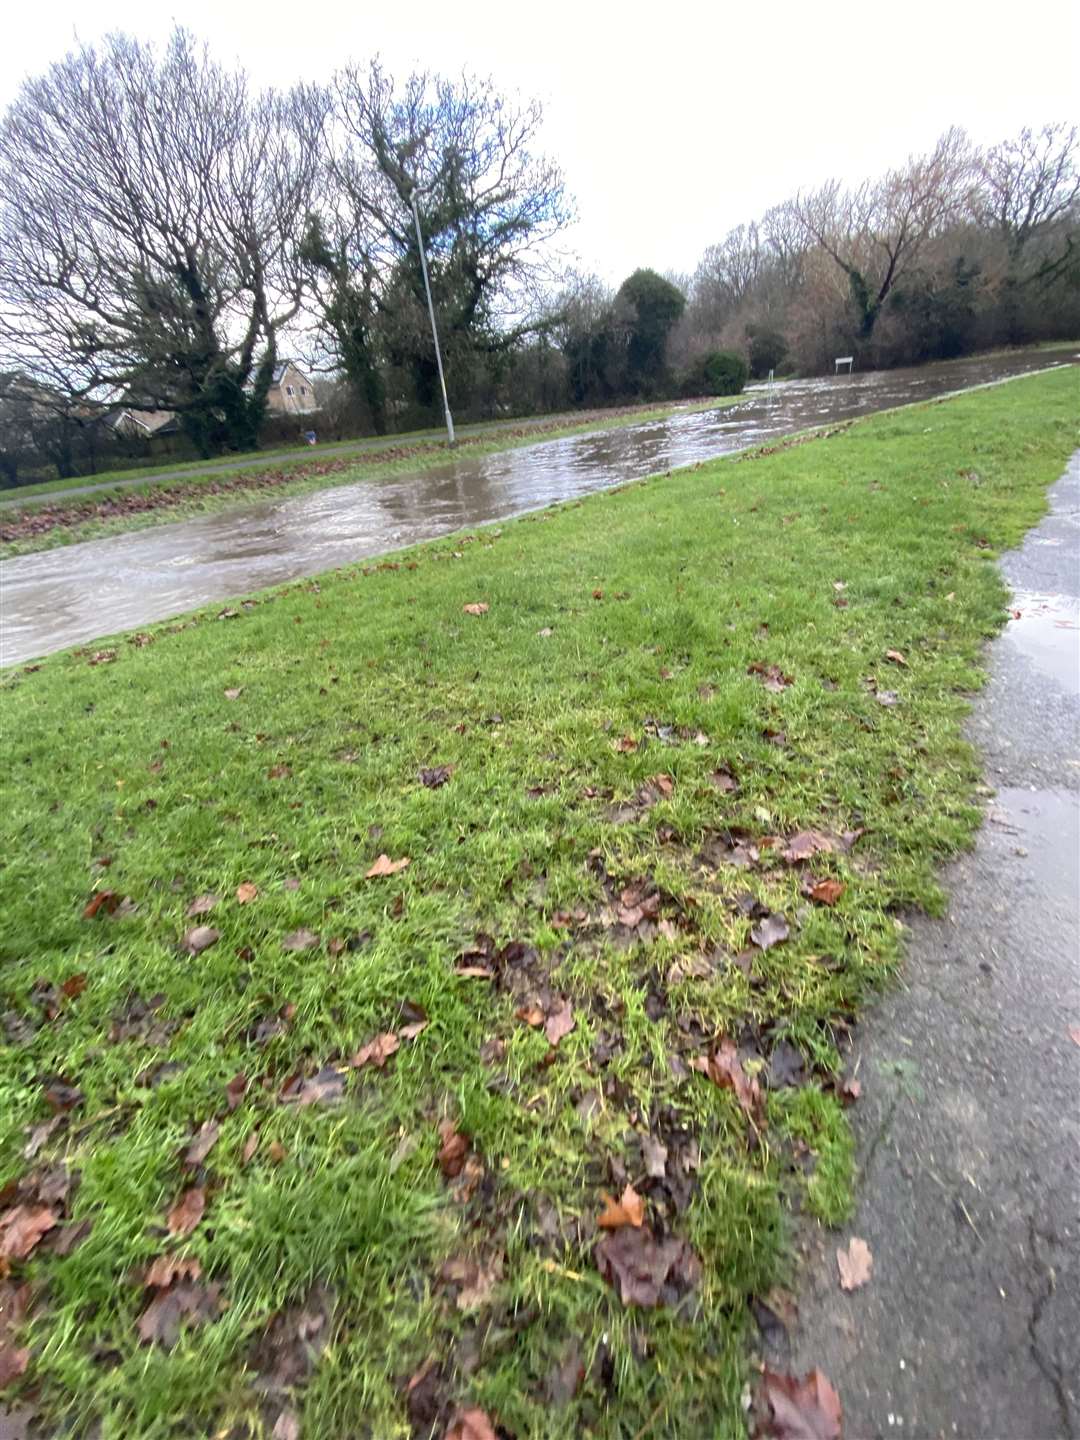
[[785, 453, 1080, 1439], [0, 348, 1075, 666]]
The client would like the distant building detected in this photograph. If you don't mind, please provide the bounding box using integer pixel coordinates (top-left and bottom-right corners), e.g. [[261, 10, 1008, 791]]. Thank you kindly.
[[110, 408, 180, 438], [266, 361, 318, 415]]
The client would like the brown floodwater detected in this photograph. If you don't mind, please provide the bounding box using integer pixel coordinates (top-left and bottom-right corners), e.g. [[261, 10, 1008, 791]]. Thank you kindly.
[[2, 349, 1076, 665]]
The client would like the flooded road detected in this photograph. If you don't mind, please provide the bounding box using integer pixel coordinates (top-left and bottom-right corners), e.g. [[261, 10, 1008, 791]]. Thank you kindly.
[[1, 348, 1075, 665]]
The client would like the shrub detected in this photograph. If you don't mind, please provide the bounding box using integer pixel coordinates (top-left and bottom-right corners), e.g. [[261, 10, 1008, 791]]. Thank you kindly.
[[747, 327, 789, 379], [680, 350, 749, 397]]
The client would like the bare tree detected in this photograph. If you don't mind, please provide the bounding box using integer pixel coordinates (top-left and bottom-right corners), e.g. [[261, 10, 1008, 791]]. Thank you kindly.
[[973, 123, 1079, 282], [793, 128, 973, 338], [0, 30, 321, 455], [303, 61, 572, 420]]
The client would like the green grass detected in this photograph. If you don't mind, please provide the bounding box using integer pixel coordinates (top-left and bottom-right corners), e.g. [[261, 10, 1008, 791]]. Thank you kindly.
[[1, 367, 1076, 1439], [0, 397, 735, 513]]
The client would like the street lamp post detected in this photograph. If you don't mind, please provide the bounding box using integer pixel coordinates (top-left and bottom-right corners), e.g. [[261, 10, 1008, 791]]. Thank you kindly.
[[409, 188, 455, 447]]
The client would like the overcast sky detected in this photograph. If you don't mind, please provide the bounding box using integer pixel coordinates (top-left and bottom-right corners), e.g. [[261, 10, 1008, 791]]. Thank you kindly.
[[5, 0, 1077, 283]]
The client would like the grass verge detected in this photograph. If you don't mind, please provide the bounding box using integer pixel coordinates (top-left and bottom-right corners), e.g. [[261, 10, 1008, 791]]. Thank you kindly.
[[1, 367, 1076, 1439]]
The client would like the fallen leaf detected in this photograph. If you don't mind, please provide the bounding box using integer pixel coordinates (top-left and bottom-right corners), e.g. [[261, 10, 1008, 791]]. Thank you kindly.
[[516, 1003, 545, 1027], [710, 768, 738, 792], [758, 1367, 842, 1440], [641, 1135, 668, 1179], [750, 913, 790, 950], [537, 626, 553, 637], [236, 882, 258, 904], [183, 1122, 220, 1168], [876, 690, 899, 707], [445, 1409, 498, 1440], [544, 997, 575, 1047], [281, 929, 319, 951], [768, 1040, 806, 1090], [182, 926, 219, 956], [60, 974, 87, 1000], [22, 1119, 59, 1161], [82, 890, 120, 920], [1067, 1025, 1080, 1047], [439, 1253, 503, 1311], [286, 1067, 345, 1106], [455, 964, 494, 979], [137, 1280, 222, 1349], [597, 1184, 645, 1230], [614, 735, 638, 753], [145, 1255, 202, 1289], [166, 1187, 205, 1238], [268, 1140, 286, 1164], [268, 764, 292, 779], [185, 893, 219, 918], [242, 1132, 260, 1165], [885, 649, 908, 667], [419, 766, 454, 788], [782, 831, 835, 863], [0, 1403, 35, 1439], [0, 1346, 29, 1391], [437, 1121, 469, 1179], [365, 854, 410, 878], [691, 1039, 763, 1122], [226, 1074, 247, 1110], [224, 688, 243, 700], [837, 1076, 861, 1106], [46, 1219, 92, 1258], [748, 660, 794, 692], [0, 1207, 57, 1262], [42, 1079, 83, 1113], [649, 773, 674, 797], [352, 1033, 400, 1069], [836, 1236, 873, 1291], [272, 1411, 300, 1440], [806, 878, 845, 906], [594, 1225, 701, 1308], [462, 603, 489, 616]]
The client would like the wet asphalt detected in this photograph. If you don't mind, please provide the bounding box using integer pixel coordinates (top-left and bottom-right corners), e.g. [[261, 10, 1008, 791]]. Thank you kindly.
[[782, 454, 1080, 1439]]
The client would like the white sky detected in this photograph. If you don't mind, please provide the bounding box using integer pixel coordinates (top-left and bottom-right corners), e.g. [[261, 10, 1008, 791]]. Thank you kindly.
[[5, 0, 1078, 283]]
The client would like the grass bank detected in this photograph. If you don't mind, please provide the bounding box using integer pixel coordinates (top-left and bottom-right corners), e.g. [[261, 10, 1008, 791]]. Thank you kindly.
[[0, 398, 736, 557], [1, 368, 1076, 1439]]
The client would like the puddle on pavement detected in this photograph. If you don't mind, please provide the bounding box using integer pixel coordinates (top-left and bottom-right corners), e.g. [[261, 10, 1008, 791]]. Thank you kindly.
[[1, 348, 1076, 666], [1003, 590, 1080, 695]]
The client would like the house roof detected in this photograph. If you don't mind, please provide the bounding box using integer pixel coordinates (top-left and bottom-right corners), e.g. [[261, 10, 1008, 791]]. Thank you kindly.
[[271, 360, 311, 386]]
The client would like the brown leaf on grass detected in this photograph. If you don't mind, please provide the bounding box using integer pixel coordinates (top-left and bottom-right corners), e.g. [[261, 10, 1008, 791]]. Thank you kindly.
[[283, 1068, 345, 1107], [281, 928, 319, 951], [614, 735, 638, 753], [885, 649, 908, 667], [876, 690, 899, 707], [805, 878, 845, 906], [22, 1120, 59, 1162], [462, 603, 489, 616], [166, 1187, 205, 1238], [545, 1341, 585, 1408], [226, 1074, 247, 1111], [268, 764, 292, 779], [60, 974, 87, 1000], [182, 925, 219, 956], [241, 1132, 260, 1165], [223, 688, 243, 700], [750, 913, 790, 950], [82, 890, 120, 919], [42, 1079, 83, 1113], [758, 1366, 842, 1440], [0, 1344, 29, 1391], [641, 1136, 669, 1180], [836, 1077, 861, 1106], [145, 1255, 202, 1289], [185, 893, 219, 918], [183, 1122, 220, 1168], [836, 1236, 873, 1291], [710, 767, 738, 792], [438, 1253, 503, 1311], [516, 1003, 545, 1028], [597, 1184, 645, 1230], [782, 831, 835, 864], [691, 1039, 763, 1122], [446, 1410, 498, 1440], [137, 1280, 222, 1349], [272, 1411, 300, 1440], [268, 1140, 286, 1164], [46, 1219, 92, 1258], [748, 661, 794, 692], [236, 882, 258, 904], [365, 854, 410, 878], [419, 765, 454, 788], [544, 997, 575, 1047], [649, 773, 674, 797], [352, 1033, 399, 1069], [0, 1206, 58, 1261], [455, 964, 494, 979], [436, 1121, 469, 1180], [594, 1225, 702, 1308]]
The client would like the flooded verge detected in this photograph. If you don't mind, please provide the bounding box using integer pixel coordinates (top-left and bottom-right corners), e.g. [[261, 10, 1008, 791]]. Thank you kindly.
[[1, 348, 1075, 665]]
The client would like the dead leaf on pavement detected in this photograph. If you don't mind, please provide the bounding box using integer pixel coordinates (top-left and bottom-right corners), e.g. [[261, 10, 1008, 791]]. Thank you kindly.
[[0, 1207, 58, 1262], [758, 1366, 842, 1440], [281, 928, 319, 951], [462, 603, 489, 616], [597, 1184, 645, 1230], [353, 1033, 399, 1069], [750, 912, 790, 950], [183, 1122, 220, 1168], [236, 882, 258, 904], [365, 854, 410, 878], [185, 893, 219, 918], [182, 925, 219, 956], [805, 877, 845, 906], [836, 1236, 873, 1291], [445, 1409, 498, 1440], [545, 997, 575, 1047], [166, 1187, 205, 1238]]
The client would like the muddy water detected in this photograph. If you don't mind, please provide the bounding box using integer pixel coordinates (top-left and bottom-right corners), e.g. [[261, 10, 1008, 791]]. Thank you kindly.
[[2, 349, 1076, 665]]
